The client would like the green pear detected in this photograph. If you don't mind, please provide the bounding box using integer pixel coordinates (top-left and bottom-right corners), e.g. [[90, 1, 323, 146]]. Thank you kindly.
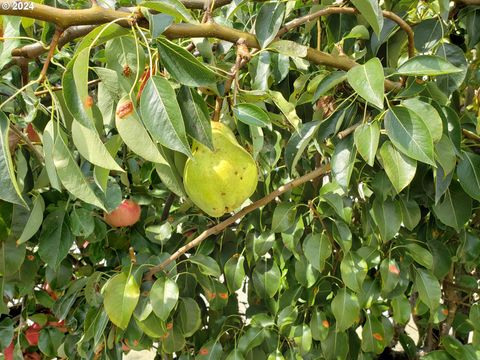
[[183, 122, 258, 217]]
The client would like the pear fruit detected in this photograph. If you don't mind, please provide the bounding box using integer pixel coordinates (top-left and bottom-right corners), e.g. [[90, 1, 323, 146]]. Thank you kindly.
[[183, 122, 258, 217]]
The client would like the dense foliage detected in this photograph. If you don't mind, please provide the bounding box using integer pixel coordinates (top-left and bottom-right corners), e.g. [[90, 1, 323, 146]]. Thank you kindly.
[[0, 0, 480, 359]]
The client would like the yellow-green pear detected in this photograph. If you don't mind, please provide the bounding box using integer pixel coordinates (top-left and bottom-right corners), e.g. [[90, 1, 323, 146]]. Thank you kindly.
[[183, 122, 258, 217]]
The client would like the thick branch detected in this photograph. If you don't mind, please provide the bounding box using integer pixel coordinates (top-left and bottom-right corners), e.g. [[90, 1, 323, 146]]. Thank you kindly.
[[12, 25, 95, 59], [279, 7, 415, 58], [145, 164, 331, 280], [3, 4, 401, 91]]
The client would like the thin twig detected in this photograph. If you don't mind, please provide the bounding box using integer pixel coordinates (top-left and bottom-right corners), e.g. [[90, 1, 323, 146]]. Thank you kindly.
[[160, 193, 176, 222], [144, 164, 331, 281], [39, 28, 63, 81], [34, 78, 101, 97], [337, 122, 361, 139], [278, 7, 415, 58], [9, 125, 45, 165]]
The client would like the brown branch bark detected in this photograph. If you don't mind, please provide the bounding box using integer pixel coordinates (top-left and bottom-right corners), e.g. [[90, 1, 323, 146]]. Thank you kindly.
[[2, 5, 402, 92], [279, 7, 415, 58], [39, 27, 63, 81], [144, 164, 331, 280]]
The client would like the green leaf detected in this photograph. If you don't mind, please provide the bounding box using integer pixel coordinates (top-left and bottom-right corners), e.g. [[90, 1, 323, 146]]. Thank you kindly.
[[402, 98, 443, 143], [322, 330, 349, 360], [0, 318, 14, 350], [140, 76, 191, 156], [462, 7, 480, 49], [354, 122, 380, 166], [384, 106, 435, 165], [176, 297, 201, 337], [69, 207, 95, 238], [0, 112, 27, 207], [379, 140, 417, 193], [103, 272, 140, 329], [392, 296, 411, 324], [93, 135, 123, 192], [71, 120, 124, 171], [331, 136, 356, 189], [351, 0, 384, 36], [269, 90, 301, 129], [177, 86, 213, 150], [0, 238, 25, 277], [285, 120, 321, 174], [421, 351, 454, 360], [371, 197, 402, 242], [42, 120, 61, 191], [233, 104, 271, 127], [303, 233, 332, 272], [271, 202, 296, 233], [347, 58, 384, 109], [341, 252, 368, 292], [362, 314, 386, 354], [415, 268, 441, 315], [154, 149, 186, 198], [405, 243, 433, 269], [16, 194, 44, 244], [442, 336, 477, 360], [331, 288, 360, 332], [38, 328, 64, 358], [189, 254, 221, 277], [312, 71, 347, 102], [433, 183, 472, 230], [115, 96, 166, 164], [157, 37, 217, 87], [76, 23, 130, 52], [255, 2, 286, 48], [457, 152, 480, 201], [0, 17, 20, 69], [380, 258, 400, 294], [53, 131, 105, 210], [252, 259, 281, 298], [62, 50, 96, 130], [105, 36, 145, 93], [435, 135, 457, 176], [224, 255, 246, 292], [150, 276, 179, 321], [397, 55, 463, 76], [269, 40, 308, 58], [140, 0, 195, 23], [399, 197, 421, 231], [310, 308, 330, 341], [38, 210, 74, 270], [226, 349, 246, 360]]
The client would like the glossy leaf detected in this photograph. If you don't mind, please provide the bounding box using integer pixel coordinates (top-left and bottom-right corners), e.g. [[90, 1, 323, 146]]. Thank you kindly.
[[140, 76, 191, 156], [103, 272, 140, 329], [224, 255, 246, 292], [16, 194, 44, 244], [255, 2, 286, 48], [150, 276, 179, 321], [331, 288, 360, 332], [38, 210, 74, 270], [397, 55, 463, 76], [457, 152, 480, 201], [53, 131, 105, 210], [140, 0, 194, 22], [402, 98, 443, 143], [312, 71, 347, 102], [303, 233, 332, 272], [384, 106, 435, 165], [233, 104, 271, 127], [351, 0, 383, 35], [157, 37, 217, 87], [189, 254, 221, 277], [379, 140, 417, 193], [371, 197, 402, 242], [433, 183, 472, 230], [269, 90, 301, 129], [347, 58, 384, 109], [415, 268, 441, 315], [176, 297, 201, 337], [354, 122, 380, 166], [252, 259, 281, 298], [0, 112, 27, 207], [177, 86, 213, 150], [285, 120, 321, 174]]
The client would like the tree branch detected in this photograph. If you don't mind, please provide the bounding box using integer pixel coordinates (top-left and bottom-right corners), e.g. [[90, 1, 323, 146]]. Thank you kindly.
[[2, 4, 402, 92], [39, 27, 63, 81], [144, 164, 331, 280], [278, 7, 415, 58]]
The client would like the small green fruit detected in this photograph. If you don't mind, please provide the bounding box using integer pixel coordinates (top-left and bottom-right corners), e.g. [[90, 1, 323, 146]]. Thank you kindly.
[[183, 122, 258, 217]]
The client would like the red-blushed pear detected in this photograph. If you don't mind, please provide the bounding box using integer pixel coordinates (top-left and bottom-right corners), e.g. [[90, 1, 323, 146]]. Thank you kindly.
[[26, 123, 41, 143], [104, 199, 141, 227], [25, 323, 42, 346], [3, 341, 14, 360]]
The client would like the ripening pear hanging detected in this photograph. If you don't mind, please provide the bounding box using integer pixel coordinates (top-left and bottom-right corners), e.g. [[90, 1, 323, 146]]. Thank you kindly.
[[183, 122, 258, 217]]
